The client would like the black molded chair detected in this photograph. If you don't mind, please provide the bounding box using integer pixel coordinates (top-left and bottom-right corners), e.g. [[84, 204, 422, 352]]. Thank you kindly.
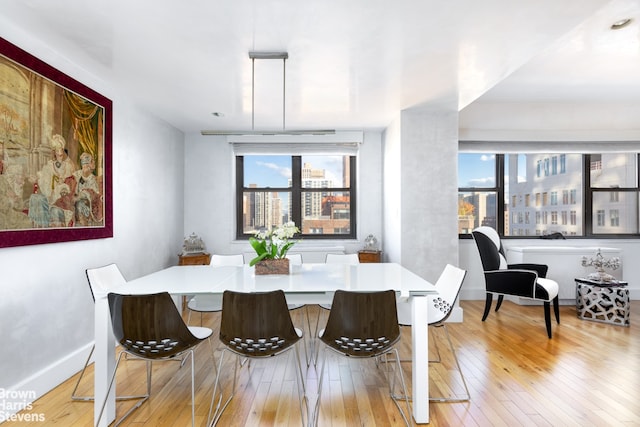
[[472, 226, 560, 338], [97, 292, 213, 427], [312, 253, 360, 365], [208, 289, 307, 426], [313, 290, 411, 426]]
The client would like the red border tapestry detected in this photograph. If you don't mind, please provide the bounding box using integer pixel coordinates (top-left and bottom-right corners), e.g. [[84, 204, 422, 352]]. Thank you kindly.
[[0, 37, 113, 248]]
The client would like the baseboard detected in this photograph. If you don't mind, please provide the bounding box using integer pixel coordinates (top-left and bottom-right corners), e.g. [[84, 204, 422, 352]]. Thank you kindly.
[[2, 342, 93, 418]]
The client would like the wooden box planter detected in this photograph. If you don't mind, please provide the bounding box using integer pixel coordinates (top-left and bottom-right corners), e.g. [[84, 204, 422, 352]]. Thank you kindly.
[[255, 258, 290, 275]]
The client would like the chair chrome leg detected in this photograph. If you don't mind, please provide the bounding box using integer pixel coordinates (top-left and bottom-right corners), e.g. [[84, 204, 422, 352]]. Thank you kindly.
[[70, 344, 95, 401], [304, 305, 314, 366], [292, 345, 309, 426], [207, 349, 239, 426], [294, 342, 307, 394], [96, 352, 151, 427], [388, 348, 413, 427], [392, 325, 470, 404], [313, 348, 328, 427], [428, 324, 470, 402], [313, 306, 329, 367]]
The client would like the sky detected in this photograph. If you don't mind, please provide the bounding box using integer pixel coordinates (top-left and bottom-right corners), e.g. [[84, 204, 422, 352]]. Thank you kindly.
[[244, 155, 344, 187], [459, 153, 528, 188], [458, 153, 496, 188]]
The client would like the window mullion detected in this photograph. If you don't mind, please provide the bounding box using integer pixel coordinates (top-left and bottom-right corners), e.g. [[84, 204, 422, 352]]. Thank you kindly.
[[291, 156, 302, 229]]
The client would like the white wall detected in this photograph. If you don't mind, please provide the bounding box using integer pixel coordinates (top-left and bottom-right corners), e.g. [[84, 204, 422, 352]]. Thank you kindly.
[[383, 109, 460, 283], [0, 24, 185, 400], [382, 117, 402, 263], [182, 131, 383, 256]]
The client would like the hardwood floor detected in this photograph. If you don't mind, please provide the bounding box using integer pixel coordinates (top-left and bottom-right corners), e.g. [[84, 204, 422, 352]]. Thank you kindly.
[[8, 300, 639, 426]]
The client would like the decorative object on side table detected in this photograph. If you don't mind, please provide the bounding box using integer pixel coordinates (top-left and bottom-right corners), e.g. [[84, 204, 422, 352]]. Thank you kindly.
[[359, 234, 381, 263], [363, 234, 379, 251], [580, 248, 621, 282], [182, 232, 206, 254], [249, 222, 300, 275]]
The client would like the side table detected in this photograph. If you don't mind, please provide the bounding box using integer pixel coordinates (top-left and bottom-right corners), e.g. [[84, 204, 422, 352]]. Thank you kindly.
[[575, 277, 630, 327], [358, 250, 382, 263], [178, 252, 211, 266]]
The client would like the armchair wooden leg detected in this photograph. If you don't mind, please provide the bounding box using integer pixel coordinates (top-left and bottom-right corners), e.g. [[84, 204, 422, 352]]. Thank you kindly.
[[482, 293, 493, 321], [543, 301, 552, 338], [552, 296, 560, 324], [495, 295, 505, 312]]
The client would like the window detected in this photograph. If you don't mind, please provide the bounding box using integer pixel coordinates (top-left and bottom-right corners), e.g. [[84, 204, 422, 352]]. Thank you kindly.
[[457, 154, 499, 233], [610, 191, 619, 202], [236, 155, 356, 239], [544, 158, 550, 176], [589, 153, 638, 235], [610, 209, 620, 227], [458, 152, 640, 238]]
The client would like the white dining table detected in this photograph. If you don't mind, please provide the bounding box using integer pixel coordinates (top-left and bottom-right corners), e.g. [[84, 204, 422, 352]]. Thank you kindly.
[[93, 262, 437, 425]]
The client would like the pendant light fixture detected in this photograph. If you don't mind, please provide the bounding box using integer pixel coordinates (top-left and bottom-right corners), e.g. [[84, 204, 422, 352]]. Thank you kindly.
[[201, 51, 334, 136]]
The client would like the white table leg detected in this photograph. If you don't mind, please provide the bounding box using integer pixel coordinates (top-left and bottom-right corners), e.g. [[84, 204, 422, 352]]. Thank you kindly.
[[412, 295, 429, 423], [94, 295, 115, 427]]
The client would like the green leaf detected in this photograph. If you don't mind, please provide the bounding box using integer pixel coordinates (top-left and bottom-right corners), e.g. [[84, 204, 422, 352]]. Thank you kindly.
[[249, 252, 269, 266], [278, 241, 297, 258], [249, 237, 267, 256]]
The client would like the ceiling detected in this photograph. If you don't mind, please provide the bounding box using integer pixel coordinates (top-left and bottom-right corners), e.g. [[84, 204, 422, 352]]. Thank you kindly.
[[1, 0, 639, 133]]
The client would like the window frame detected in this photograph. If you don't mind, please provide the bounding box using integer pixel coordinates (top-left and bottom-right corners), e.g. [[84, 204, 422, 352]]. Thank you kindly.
[[459, 152, 640, 239], [235, 155, 357, 240]]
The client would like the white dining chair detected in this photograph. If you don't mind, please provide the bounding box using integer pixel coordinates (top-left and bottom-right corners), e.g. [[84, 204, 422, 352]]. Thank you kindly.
[[396, 263, 470, 402], [186, 254, 244, 325], [73, 264, 144, 402]]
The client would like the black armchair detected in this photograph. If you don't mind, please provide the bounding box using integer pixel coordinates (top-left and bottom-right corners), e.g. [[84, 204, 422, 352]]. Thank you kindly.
[[472, 226, 560, 338]]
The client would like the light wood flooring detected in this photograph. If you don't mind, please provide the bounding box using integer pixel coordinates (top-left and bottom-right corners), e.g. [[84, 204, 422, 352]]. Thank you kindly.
[[6, 300, 639, 426]]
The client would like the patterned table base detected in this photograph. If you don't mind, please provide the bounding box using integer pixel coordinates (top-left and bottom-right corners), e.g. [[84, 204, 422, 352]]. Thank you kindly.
[[576, 282, 630, 326]]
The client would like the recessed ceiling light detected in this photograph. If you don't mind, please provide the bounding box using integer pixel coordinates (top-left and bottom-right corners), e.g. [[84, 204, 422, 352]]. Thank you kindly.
[[211, 112, 224, 117], [611, 18, 632, 30]]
